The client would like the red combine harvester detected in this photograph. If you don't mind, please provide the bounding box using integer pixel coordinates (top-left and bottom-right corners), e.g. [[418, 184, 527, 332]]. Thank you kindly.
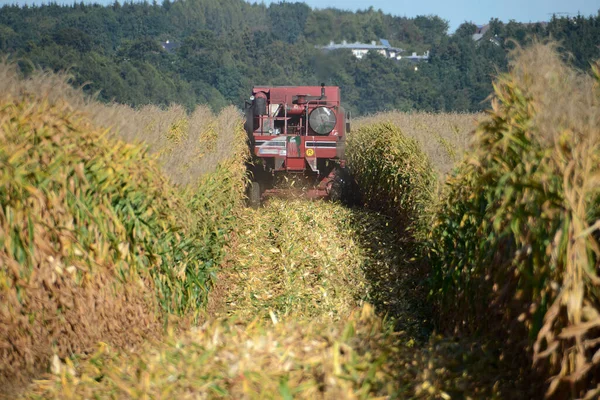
[[244, 84, 350, 207]]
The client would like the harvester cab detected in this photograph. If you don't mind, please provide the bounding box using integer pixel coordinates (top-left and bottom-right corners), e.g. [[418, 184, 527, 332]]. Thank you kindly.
[[244, 84, 350, 207]]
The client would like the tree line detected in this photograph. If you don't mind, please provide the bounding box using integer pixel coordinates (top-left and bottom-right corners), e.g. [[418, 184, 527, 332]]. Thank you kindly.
[[1, 0, 598, 114]]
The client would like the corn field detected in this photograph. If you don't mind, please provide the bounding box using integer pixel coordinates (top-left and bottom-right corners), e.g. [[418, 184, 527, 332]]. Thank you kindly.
[[24, 199, 527, 399], [0, 64, 248, 394], [428, 43, 600, 398], [354, 111, 482, 177], [3, 42, 600, 399]]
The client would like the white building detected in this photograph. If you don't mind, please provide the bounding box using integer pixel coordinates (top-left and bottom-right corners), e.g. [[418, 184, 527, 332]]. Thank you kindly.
[[402, 51, 430, 62], [318, 39, 404, 60]]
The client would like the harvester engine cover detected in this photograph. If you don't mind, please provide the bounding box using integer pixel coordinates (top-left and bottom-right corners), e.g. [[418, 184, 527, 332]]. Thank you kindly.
[[244, 84, 350, 206]]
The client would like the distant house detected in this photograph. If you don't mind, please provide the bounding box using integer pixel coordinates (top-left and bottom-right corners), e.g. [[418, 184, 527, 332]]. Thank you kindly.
[[160, 40, 179, 53], [472, 25, 504, 46], [472, 24, 490, 41], [318, 39, 404, 60], [472, 24, 502, 46], [402, 51, 430, 62]]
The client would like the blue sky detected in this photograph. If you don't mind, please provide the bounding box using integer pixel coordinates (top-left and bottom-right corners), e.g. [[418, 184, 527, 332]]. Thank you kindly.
[[1, 0, 598, 32], [255, 0, 600, 31]]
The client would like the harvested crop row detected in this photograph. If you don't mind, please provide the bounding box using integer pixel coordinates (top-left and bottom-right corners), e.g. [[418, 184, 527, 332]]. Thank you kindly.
[[23, 200, 393, 399], [429, 43, 600, 397], [0, 68, 248, 394], [26, 304, 403, 400], [216, 199, 369, 321], [24, 199, 529, 399]]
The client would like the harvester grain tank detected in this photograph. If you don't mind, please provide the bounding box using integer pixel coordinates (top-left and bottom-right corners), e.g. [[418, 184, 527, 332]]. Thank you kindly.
[[244, 84, 350, 206]]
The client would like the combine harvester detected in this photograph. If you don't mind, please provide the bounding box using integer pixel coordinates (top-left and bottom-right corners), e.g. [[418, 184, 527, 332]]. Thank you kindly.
[[244, 84, 351, 207]]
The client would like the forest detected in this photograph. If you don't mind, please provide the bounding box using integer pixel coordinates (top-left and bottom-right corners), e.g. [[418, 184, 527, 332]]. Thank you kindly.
[[1, 0, 599, 114]]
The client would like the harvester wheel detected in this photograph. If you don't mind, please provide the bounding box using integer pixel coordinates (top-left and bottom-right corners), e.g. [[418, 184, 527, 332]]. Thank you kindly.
[[248, 181, 261, 209], [329, 168, 358, 205], [328, 168, 347, 203], [328, 178, 342, 203]]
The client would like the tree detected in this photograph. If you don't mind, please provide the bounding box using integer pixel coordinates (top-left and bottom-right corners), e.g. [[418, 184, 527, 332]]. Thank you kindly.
[[2, 0, 598, 115], [268, 2, 310, 43]]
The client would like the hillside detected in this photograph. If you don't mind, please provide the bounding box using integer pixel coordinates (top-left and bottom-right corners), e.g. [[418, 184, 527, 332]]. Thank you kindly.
[[1, 1, 599, 114]]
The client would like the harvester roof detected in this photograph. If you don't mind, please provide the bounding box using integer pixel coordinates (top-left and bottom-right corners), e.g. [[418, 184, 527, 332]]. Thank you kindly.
[[252, 86, 341, 105]]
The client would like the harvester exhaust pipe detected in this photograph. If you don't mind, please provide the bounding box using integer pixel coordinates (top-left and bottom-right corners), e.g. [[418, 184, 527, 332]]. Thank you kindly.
[[321, 83, 325, 99]]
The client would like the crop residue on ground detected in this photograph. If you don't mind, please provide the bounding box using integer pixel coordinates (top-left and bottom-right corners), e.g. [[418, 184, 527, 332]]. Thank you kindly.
[[25, 199, 529, 399]]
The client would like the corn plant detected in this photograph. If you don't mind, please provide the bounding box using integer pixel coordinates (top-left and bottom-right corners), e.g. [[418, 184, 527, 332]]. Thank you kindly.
[[428, 42, 600, 398], [0, 84, 248, 391], [346, 122, 437, 237]]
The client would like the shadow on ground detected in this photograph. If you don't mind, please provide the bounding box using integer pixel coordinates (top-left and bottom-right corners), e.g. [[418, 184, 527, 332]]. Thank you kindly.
[[348, 209, 432, 340], [346, 206, 544, 400]]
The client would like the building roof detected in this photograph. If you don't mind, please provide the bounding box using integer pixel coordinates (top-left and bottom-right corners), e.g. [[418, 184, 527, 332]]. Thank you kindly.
[[319, 39, 403, 53], [403, 51, 430, 62]]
